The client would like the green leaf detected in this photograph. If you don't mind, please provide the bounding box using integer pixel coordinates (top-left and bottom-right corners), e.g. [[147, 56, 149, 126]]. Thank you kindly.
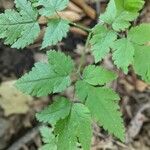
[[127, 24, 150, 83], [111, 11, 137, 31], [38, 0, 69, 16], [76, 82, 125, 141], [99, 0, 117, 24], [40, 126, 57, 150], [54, 117, 77, 150], [76, 65, 117, 103], [75, 66, 125, 141], [16, 63, 70, 96], [75, 80, 91, 103], [85, 87, 125, 142], [36, 97, 71, 125], [124, 0, 145, 12], [90, 25, 117, 62], [112, 38, 135, 73], [55, 103, 92, 150], [133, 45, 150, 83], [100, 0, 144, 31], [47, 50, 74, 76], [82, 65, 117, 86], [42, 19, 70, 48], [15, 0, 38, 20], [16, 51, 74, 96], [128, 23, 150, 45], [0, 0, 40, 49]]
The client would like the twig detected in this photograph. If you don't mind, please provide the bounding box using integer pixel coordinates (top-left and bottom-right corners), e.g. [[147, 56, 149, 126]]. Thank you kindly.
[[7, 125, 41, 150], [93, 130, 128, 148], [71, 0, 96, 19], [69, 22, 91, 32], [96, 0, 101, 17]]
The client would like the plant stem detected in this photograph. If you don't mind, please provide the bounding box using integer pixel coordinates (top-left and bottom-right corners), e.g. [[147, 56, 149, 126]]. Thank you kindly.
[[69, 22, 91, 33], [77, 32, 92, 75]]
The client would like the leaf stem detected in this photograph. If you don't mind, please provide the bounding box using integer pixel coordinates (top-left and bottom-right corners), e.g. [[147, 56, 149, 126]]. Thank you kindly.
[[77, 32, 92, 75], [69, 22, 92, 33], [43, 11, 91, 33]]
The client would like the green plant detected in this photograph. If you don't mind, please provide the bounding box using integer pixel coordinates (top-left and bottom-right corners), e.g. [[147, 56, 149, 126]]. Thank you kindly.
[[0, 0, 150, 149]]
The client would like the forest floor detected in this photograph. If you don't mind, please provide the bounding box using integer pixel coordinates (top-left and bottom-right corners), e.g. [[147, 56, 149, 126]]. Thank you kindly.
[[0, 0, 150, 150]]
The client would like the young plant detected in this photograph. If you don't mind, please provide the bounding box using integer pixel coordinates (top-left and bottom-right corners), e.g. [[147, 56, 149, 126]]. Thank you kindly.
[[0, 0, 150, 149]]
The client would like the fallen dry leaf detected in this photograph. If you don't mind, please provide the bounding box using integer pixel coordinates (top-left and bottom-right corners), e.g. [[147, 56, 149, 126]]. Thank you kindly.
[[0, 0, 14, 9], [0, 80, 33, 116], [136, 80, 149, 92], [71, 0, 96, 19], [38, 10, 83, 25], [58, 10, 83, 21], [68, 2, 83, 13], [70, 27, 87, 36]]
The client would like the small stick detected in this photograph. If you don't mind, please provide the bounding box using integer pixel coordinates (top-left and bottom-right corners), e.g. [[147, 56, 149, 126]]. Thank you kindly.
[[7, 125, 41, 150]]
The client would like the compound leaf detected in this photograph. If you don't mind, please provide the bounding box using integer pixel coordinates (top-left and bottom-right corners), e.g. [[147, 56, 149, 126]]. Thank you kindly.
[[112, 38, 135, 73], [0, 0, 40, 49], [100, 0, 144, 31], [55, 103, 92, 150], [82, 65, 117, 86], [76, 65, 117, 102], [76, 82, 125, 141], [90, 25, 117, 62], [75, 66, 125, 141], [40, 126, 57, 150], [42, 19, 70, 48], [38, 0, 69, 16], [36, 97, 71, 125], [16, 51, 74, 96], [133, 45, 150, 83], [128, 23, 150, 45]]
